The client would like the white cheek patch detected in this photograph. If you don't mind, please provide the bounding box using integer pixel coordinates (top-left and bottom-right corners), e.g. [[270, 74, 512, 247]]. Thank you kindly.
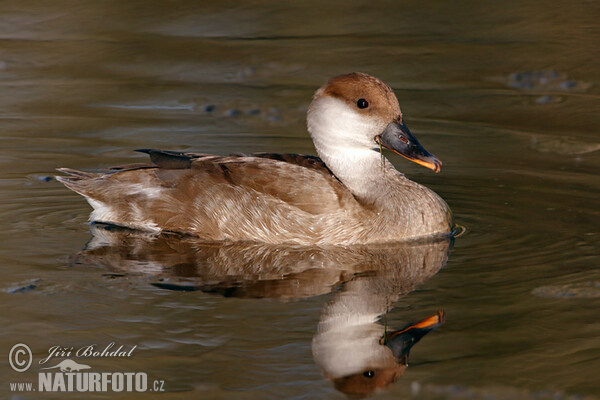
[[308, 96, 384, 150], [307, 95, 392, 200]]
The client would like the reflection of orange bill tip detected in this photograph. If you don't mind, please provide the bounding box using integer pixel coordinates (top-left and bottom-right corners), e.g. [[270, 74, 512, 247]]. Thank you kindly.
[[409, 312, 443, 329], [381, 310, 445, 344], [393, 310, 445, 336]]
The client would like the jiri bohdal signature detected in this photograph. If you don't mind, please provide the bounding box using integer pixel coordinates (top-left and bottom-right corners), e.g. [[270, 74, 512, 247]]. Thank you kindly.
[[39, 342, 137, 365]]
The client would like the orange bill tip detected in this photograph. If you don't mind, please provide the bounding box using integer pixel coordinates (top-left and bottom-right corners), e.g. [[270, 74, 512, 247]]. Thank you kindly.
[[398, 154, 442, 173]]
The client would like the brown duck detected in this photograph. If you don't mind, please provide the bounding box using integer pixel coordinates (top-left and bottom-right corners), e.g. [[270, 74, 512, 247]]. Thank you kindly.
[[58, 73, 453, 245]]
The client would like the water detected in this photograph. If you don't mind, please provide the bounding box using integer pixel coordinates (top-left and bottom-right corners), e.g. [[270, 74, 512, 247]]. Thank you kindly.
[[1, 1, 599, 398]]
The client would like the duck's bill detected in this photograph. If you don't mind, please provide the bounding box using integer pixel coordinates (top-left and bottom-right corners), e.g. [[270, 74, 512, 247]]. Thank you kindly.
[[380, 310, 445, 365], [376, 121, 442, 173]]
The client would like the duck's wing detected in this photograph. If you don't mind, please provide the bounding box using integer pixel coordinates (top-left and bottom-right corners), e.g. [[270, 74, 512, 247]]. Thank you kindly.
[[251, 152, 335, 176], [132, 149, 353, 215], [133, 149, 333, 174], [57, 149, 358, 240]]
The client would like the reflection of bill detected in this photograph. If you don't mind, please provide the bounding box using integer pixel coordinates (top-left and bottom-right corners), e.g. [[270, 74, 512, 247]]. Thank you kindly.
[[73, 224, 452, 397], [381, 310, 445, 366]]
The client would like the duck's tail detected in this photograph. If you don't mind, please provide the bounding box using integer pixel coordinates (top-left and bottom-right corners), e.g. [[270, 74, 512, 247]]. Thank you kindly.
[[55, 168, 102, 196], [56, 167, 167, 233]]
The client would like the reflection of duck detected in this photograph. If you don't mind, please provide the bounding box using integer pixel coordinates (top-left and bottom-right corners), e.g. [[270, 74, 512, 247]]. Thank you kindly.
[[312, 275, 445, 399], [73, 225, 450, 397], [317, 312, 444, 398], [58, 73, 452, 245]]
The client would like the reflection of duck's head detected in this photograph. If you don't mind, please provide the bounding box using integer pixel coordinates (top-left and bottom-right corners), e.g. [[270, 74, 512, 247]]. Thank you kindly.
[[332, 366, 405, 400], [312, 259, 447, 399], [316, 310, 445, 399]]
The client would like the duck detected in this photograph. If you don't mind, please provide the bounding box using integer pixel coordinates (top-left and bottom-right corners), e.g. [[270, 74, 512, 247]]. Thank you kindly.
[[57, 73, 453, 245]]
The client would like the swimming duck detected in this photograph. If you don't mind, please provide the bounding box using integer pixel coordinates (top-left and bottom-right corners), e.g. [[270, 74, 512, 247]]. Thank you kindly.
[[58, 73, 452, 245]]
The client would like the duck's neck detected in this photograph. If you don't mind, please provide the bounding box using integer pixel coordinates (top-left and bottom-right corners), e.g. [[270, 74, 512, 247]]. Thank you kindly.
[[315, 142, 397, 202]]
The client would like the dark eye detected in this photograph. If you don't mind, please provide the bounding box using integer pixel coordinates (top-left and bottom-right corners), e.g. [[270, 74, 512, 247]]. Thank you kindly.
[[356, 98, 369, 109], [363, 370, 375, 378]]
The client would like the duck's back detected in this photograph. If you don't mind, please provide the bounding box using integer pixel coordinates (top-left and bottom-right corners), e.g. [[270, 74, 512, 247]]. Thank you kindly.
[[58, 151, 365, 244]]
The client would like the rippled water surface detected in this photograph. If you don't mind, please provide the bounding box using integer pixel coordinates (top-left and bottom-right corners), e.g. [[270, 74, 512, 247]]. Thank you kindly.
[[1, 1, 599, 399]]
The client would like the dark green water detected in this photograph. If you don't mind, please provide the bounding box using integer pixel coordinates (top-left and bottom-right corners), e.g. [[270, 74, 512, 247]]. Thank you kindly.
[[1, 1, 599, 399]]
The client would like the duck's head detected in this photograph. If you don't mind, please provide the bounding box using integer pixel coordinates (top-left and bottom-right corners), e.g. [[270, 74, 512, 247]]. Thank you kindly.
[[307, 72, 441, 173]]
